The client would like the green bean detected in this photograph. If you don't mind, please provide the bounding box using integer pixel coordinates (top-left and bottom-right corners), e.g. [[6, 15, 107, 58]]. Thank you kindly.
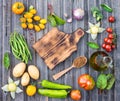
[[9, 31, 32, 63]]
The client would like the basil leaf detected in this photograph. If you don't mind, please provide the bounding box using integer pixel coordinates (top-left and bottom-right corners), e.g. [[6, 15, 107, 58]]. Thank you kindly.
[[96, 74, 107, 89], [87, 42, 99, 49], [106, 74, 115, 90], [3, 52, 10, 70]]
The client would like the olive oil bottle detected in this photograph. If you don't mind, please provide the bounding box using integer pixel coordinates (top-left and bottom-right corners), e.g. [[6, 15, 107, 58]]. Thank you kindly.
[[90, 51, 113, 71]]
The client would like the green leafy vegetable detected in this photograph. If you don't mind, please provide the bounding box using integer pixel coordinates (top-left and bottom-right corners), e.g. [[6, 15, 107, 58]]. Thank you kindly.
[[106, 74, 115, 90], [91, 7, 103, 21], [48, 15, 57, 27], [3, 52, 10, 69], [101, 4, 113, 13], [87, 42, 99, 49], [53, 14, 65, 25], [48, 4, 65, 27], [96, 74, 107, 89]]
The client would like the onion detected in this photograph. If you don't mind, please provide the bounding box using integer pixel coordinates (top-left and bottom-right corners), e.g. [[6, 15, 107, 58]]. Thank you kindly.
[[73, 8, 85, 20]]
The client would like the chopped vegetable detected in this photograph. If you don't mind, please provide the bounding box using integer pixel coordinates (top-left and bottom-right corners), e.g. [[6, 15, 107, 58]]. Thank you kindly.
[[39, 80, 72, 89], [91, 7, 103, 21], [9, 32, 32, 63], [87, 42, 99, 49], [73, 8, 85, 20], [101, 4, 113, 13], [3, 52, 10, 69], [38, 89, 68, 98]]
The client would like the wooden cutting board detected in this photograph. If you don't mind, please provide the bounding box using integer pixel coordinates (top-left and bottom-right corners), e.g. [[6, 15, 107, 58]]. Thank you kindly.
[[33, 28, 85, 70]]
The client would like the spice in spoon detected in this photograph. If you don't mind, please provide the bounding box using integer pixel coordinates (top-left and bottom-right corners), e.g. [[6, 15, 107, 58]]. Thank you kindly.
[[73, 56, 87, 68]]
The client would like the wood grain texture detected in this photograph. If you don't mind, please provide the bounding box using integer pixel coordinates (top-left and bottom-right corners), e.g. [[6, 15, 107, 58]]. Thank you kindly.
[[0, 0, 120, 101]]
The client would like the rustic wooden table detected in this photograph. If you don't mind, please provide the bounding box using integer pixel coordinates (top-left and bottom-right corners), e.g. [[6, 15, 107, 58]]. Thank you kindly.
[[0, 0, 120, 101]]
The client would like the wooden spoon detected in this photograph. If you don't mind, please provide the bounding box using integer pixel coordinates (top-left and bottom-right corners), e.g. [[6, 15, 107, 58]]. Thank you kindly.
[[53, 56, 87, 80]]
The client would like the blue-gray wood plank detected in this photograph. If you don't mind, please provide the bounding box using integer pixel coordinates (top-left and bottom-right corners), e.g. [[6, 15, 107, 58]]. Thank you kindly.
[[0, 0, 120, 101]]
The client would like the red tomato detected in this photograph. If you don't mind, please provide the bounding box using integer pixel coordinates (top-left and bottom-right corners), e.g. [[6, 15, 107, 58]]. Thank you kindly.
[[105, 44, 112, 52], [106, 39, 113, 44], [104, 37, 109, 43], [102, 43, 106, 49], [112, 44, 116, 49], [106, 27, 113, 33], [70, 90, 81, 101], [108, 33, 114, 39], [108, 16, 115, 23], [78, 74, 95, 90]]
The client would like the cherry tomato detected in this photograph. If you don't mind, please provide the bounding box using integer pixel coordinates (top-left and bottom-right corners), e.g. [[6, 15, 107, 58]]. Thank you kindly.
[[106, 39, 113, 44], [112, 44, 116, 49], [70, 90, 81, 101], [106, 27, 113, 33], [102, 43, 106, 49], [104, 37, 109, 43], [108, 33, 114, 39], [105, 44, 112, 52], [108, 16, 115, 23]]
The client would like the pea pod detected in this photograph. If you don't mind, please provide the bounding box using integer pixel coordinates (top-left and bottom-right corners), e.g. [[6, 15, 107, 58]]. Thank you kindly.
[[101, 4, 113, 13], [40, 80, 72, 90], [48, 15, 57, 27], [87, 42, 99, 49], [3, 52, 10, 69], [38, 89, 67, 98]]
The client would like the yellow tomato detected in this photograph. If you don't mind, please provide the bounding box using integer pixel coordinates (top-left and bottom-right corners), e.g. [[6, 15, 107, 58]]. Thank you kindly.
[[34, 25, 41, 32], [12, 2, 25, 15], [21, 23, 27, 29], [28, 23, 34, 29], [34, 16, 41, 21], [26, 85, 36, 96], [20, 17, 26, 23], [40, 19, 47, 24], [24, 12, 33, 18], [39, 24, 45, 29], [27, 18, 33, 23], [30, 9, 37, 15]]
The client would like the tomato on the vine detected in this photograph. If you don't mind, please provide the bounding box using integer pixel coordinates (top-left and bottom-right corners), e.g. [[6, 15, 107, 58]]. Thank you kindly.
[[108, 33, 114, 39], [105, 44, 112, 52], [108, 16, 115, 23], [104, 37, 109, 43], [106, 27, 113, 33], [106, 39, 113, 44], [102, 43, 106, 49], [112, 44, 116, 49]]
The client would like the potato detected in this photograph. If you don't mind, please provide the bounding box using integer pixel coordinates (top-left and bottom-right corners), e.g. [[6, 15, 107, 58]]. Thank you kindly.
[[21, 72, 30, 86], [13, 62, 26, 77], [28, 65, 40, 80]]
